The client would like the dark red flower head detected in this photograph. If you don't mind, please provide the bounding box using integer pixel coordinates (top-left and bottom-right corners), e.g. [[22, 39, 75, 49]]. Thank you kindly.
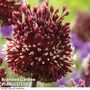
[[74, 11, 90, 41], [0, 67, 6, 81], [0, 67, 7, 87], [0, 0, 22, 25], [0, 56, 3, 66], [6, 3, 73, 82]]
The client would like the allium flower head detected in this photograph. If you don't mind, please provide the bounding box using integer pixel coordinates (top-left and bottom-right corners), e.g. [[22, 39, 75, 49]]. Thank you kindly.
[[5, 3, 72, 82], [74, 11, 90, 41], [0, 0, 22, 25]]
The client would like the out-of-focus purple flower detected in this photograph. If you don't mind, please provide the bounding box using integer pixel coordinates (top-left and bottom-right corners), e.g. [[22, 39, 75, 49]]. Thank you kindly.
[[0, 25, 13, 37], [70, 33, 84, 49], [57, 77, 85, 87], [81, 55, 90, 87], [56, 70, 82, 87], [71, 11, 90, 60], [70, 79, 85, 87], [74, 11, 90, 41], [71, 33, 90, 60], [56, 77, 68, 87], [70, 71, 81, 83], [78, 42, 90, 60]]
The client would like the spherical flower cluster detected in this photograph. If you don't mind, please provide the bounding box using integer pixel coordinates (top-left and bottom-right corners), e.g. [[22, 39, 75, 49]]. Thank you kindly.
[[0, 0, 22, 25], [74, 11, 90, 41], [6, 3, 73, 83]]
